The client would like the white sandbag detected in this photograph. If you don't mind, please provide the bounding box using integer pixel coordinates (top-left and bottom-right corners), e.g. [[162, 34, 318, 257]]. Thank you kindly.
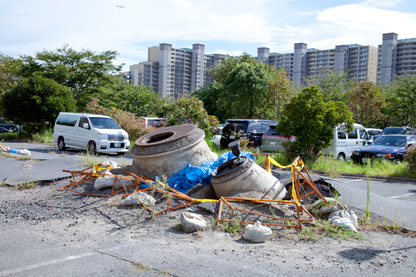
[[94, 170, 115, 190], [328, 209, 358, 233], [180, 212, 207, 233], [242, 221, 272, 243], [17, 149, 31, 156], [102, 160, 117, 168], [113, 177, 135, 190], [123, 191, 156, 206]]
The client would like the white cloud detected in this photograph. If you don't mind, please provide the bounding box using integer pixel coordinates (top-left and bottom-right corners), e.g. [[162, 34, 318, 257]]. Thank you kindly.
[[363, 0, 402, 8]]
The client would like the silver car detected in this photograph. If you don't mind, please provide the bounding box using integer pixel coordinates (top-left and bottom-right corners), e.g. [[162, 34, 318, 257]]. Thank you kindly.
[[260, 125, 294, 153]]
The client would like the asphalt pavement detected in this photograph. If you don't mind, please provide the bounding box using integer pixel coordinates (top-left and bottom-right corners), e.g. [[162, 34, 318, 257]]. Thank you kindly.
[[0, 142, 133, 186], [1, 141, 416, 232]]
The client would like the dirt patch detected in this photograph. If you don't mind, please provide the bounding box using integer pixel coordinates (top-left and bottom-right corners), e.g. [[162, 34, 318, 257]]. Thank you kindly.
[[1, 173, 416, 274]]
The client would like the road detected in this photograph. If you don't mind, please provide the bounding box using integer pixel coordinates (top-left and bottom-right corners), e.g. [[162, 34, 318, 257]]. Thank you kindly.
[[1, 142, 416, 276]]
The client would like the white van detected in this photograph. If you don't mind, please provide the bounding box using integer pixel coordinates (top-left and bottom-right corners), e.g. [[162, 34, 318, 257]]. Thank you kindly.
[[323, 123, 371, 160], [52, 112, 130, 155]]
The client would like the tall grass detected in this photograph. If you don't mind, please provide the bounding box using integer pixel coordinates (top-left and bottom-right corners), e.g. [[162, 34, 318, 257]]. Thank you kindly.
[[312, 155, 416, 178], [31, 127, 54, 144]]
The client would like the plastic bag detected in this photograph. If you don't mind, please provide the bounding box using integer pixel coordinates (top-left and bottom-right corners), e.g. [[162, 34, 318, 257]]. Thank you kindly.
[[168, 151, 255, 193], [17, 149, 31, 156], [123, 191, 156, 206], [242, 221, 272, 243], [180, 212, 207, 233]]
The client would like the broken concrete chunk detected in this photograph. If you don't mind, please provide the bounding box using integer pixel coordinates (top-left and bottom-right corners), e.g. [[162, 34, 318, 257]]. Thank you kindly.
[[123, 191, 156, 206], [242, 221, 272, 243], [198, 201, 216, 214], [180, 212, 207, 233]]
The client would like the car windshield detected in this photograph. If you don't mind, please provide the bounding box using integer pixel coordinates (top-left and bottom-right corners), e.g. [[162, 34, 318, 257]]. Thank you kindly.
[[89, 117, 121, 129], [373, 136, 406, 147], [223, 122, 247, 133], [382, 127, 404, 135], [247, 122, 270, 132]]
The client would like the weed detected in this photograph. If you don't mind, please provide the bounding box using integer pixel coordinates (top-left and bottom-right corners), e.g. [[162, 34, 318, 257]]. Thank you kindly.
[[300, 220, 365, 241], [32, 127, 54, 144], [48, 151, 56, 155], [131, 262, 152, 271], [219, 210, 245, 235], [365, 175, 370, 221], [0, 151, 31, 160], [78, 152, 102, 167], [14, 180, 40, 190], [175, 223, 184, 232]]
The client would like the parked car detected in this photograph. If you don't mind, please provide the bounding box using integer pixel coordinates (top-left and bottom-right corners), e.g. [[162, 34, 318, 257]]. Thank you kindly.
[[0, 118, 19, 133], [365, 128, 382, 136], [52, 112, 130, 155], [372, 126, 416, 141], [220, 119, 278, 149], [323, 123, 371, 161], [351, 134, 416, 164], [139, 117, 166, 128], [260, 125, 294, 153]]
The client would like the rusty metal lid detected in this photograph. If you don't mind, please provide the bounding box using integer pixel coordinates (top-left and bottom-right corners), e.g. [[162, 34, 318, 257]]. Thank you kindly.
[[132, 124, 205, 155]]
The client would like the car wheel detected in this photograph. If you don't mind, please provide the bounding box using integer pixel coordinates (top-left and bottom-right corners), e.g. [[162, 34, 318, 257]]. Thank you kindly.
[[337, 153, 346, 162], [88, 141, 97, 155], [58, 137, 66, 151], [394, 156, 402, 164]]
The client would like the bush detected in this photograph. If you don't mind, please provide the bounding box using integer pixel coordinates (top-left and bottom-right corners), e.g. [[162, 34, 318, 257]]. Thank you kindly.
[[405, 145, 416, 170], [1, 75, 76, 133], [84, 98, 154, 142]]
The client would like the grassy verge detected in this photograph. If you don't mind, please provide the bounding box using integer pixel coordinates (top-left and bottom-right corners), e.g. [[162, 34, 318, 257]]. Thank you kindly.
[[311, 155, 416, 178]]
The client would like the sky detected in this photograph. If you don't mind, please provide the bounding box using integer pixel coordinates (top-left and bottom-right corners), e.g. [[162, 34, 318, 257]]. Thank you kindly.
[[1, 0, 416, 71]]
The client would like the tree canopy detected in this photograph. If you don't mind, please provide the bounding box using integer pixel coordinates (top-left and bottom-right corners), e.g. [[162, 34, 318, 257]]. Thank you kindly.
[[19, 44, 122, 109], [277, 86, 353, 161], [1, 75, 76, 131]]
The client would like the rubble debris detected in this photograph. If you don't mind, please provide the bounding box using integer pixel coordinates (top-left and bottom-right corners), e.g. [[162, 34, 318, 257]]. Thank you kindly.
[[123, 191, 156, 206], [180, 212, 207, 233], [242, 221, 272, 243], [131, 124, 218, 179], [169, 150, 253, 193], [198, 201, 216, 214]]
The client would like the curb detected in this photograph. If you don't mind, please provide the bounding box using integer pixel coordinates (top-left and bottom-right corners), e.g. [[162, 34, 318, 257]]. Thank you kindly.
[[313, 170, 416, 183]]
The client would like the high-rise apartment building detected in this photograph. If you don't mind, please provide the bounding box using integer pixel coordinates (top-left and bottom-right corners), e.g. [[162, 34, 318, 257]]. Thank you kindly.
[[129, 43, 223, 98], [125, 32, 416, 98], [378, 32, 416, 85]]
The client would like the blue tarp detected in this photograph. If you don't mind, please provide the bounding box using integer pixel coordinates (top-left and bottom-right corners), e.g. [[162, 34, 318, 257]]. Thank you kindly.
[[167, 151, 254, 193]]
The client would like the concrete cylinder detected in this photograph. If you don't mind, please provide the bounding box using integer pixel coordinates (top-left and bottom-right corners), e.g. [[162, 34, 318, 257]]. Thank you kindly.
[[131, 124, 218, 179], [211, 156, 286, 200]]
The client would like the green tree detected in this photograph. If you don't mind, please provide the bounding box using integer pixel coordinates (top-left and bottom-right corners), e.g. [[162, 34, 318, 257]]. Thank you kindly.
[[382, 74, 416, 127], [304, 69, 352, 102], [267, 68, 296, 120], [347, 81, 385, 127], [208, 54, 257, 83], [217, 62, 274, 119], [277, 86, 353, 161], [1, 75, 76, 132], [192, 81, 227, 122], [19, 44, 122, 109], [0, 53, 22, 96], [158, 97, 219, 137], [92, 75, 158, 117]]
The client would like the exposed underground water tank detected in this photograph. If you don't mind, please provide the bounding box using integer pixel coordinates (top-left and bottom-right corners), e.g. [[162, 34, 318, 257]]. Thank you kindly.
[[211, 141, 287, 200], [130, 124, 218, 179]]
